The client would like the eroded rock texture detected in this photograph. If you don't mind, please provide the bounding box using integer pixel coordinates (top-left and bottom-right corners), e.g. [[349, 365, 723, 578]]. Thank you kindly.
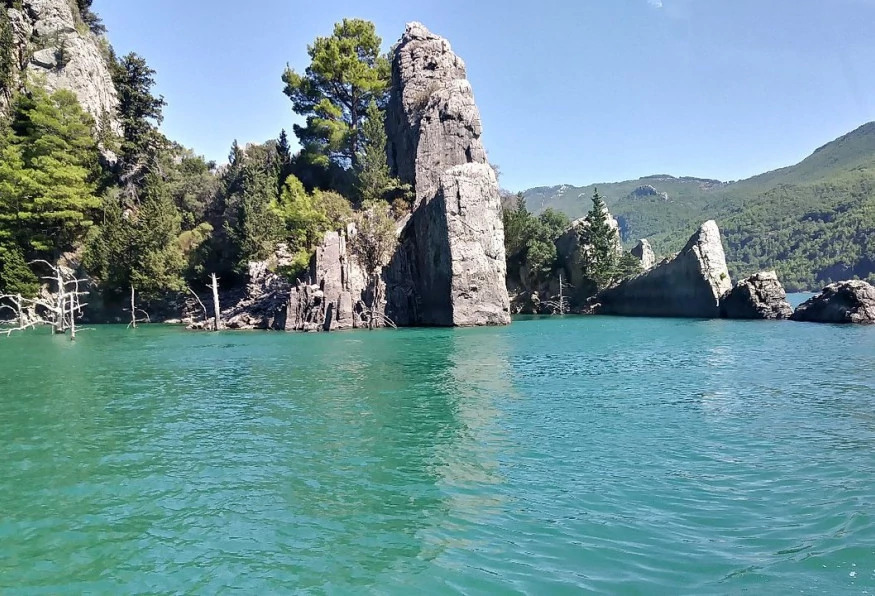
[[384, 22, 509, 327], [3, 0, 119, 131], [286, 229, 374, 331], [631, 239, 656, 270], [720, 271, 793, 320], [596, 220, 733, 318], [791, 280, 875, 324]]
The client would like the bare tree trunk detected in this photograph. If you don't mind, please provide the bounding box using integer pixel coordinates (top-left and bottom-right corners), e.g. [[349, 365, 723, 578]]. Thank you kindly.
[[55, 268, 66, 334], [559, 272, 565, 315], [16, 294, 24, 329], [130, 285, 137, 329], [69, 293, 76, 340], [211, 274, 222, 331]]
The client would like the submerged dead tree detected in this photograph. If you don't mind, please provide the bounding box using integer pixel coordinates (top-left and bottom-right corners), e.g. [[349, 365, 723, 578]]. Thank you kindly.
[[0, 261, 89, 340]]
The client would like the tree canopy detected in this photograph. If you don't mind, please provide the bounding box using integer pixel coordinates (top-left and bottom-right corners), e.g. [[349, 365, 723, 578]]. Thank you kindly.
[[282, 19, 390, 171]]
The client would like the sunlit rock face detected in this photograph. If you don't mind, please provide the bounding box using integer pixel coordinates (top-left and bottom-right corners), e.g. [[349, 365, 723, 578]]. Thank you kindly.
[[384, 22, 510, 327], [596, 220, 733, 318], [3, 0, 120, 133]]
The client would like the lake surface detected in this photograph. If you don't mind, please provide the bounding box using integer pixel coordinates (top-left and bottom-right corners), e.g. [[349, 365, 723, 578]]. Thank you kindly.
[[1, 303, 874, 593]]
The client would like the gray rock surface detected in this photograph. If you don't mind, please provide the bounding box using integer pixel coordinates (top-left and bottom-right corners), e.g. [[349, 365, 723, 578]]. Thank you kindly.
[[791, 280, 875, 324], [596, 220, 733, 318], [287, 228, 374, 331], [631, 239, 656, 270], [720, 271, 793, 320], [3, 1, 120, 133], [383, 23, 510, 327]]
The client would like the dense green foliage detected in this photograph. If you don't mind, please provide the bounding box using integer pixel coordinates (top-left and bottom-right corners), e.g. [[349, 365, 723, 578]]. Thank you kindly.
[[503, 193, 571, 287], [0, 87, 100, 270], [111, 51, 167, 193], [357, 100, 410, 212], [282, 18, 390, 179], [524, 123, 875, 290], [0, 12, 401, 309]]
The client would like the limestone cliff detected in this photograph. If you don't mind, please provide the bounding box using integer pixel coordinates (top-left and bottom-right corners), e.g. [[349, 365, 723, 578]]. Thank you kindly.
[[2, 0, 119, 131], [596, 220, 733, 318], [384, 22, 510, 327]]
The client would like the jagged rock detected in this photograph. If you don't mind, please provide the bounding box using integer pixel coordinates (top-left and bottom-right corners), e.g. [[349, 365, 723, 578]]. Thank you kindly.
[[720, 271, 793, 320], [386, 21, 476, 201], [596, 220, 733, 318], [3, 1, 120, 133], [383, 23, 510, 327], [631, 239, 656, 270], [791, 280, 875, 324], [289, 228, 372, 331]]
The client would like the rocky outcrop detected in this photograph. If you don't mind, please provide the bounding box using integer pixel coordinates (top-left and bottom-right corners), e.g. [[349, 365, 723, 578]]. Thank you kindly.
[[286, 229, 375, 331], [3, 0, 119, 131], [383, 23, 510, 327], [631, 239, 655, 270], [221, 262, 290, 330], [555, 210, 623, 303], [595, 220, 733, 318], [719, 271, 793, 320], [628, 185, 669, 201], [791, 280, 875, 324]]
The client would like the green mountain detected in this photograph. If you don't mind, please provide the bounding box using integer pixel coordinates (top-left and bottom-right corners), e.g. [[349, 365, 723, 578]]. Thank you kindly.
[[523, 122, 875, 291]]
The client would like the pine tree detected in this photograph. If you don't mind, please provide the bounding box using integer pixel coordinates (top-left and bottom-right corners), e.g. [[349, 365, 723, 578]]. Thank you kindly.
[[282, 19, 390, 170], [581, 188, 620, 291], [111, 52, 167, 191], [356, 100, 408, 205], [0, 88, 100, 257]]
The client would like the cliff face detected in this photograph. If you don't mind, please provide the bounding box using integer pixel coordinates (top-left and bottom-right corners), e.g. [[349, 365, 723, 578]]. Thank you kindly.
[[2, 0, 119, 130], [597, 220, 733, 318], [384, 22, 510, 327]]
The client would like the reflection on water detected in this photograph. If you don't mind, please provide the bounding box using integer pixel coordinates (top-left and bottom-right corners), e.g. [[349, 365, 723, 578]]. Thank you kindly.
[[1, 319, 874, 593]]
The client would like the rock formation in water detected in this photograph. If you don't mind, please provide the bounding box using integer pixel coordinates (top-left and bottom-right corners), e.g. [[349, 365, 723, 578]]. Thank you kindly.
[[719, 271, 793, 320], [595, 220, 733, 318], [554, 211, 623, 304], [2, 0, 119, 131], [631, 239, 656, 270], [791, 280, 875, 324], [383, 22, 510, 327], [286, 229, 374, 331]]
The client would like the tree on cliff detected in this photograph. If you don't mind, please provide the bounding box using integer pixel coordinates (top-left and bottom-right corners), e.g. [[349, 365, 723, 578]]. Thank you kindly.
[[282, 19, 390, 172], [84, 177, 185, 308], [357, 100, 410, 209], [581, 188, 620, 291], [348, 200, 396, 329], [112, 52, 167, 195], [0, 88, 101, 261]]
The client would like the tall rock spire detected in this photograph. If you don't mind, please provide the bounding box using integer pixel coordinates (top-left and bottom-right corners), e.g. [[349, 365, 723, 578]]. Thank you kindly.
[[383, 22, 510, 327]]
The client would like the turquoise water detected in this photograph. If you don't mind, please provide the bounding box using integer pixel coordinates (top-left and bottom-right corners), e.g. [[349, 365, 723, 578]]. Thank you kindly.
[[1, 306, 874, 593]]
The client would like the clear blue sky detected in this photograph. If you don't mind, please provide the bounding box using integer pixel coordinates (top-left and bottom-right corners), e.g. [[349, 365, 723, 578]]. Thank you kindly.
[[94, 0, 875, 191]]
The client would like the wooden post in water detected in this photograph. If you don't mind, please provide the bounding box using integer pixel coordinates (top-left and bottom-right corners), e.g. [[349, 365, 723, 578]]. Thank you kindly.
[[211, 274, 222, 331], [559, 272, 565, 315]]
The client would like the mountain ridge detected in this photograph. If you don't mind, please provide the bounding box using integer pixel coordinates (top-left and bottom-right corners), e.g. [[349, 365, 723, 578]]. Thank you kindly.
[[523, 121, 875, 290]]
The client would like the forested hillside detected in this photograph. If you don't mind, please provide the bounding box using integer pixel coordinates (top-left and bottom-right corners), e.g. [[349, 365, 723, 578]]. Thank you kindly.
[[524, 123, 875, 290], [0, 3, 409, 315]]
